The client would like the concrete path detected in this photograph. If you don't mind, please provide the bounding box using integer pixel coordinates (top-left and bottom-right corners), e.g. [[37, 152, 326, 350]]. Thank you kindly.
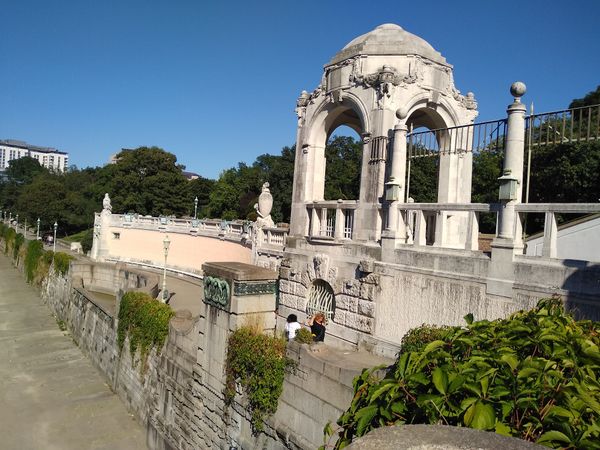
[[0, 256, 147, 450]]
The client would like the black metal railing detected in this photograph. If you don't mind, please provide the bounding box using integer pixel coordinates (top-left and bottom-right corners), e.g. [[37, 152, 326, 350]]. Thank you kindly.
[[526, 104, 600, 147], [407, 119, 507, 158]]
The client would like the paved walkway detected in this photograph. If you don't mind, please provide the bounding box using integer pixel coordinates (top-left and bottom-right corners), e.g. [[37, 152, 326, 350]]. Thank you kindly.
[[0, 256, 147, 450]]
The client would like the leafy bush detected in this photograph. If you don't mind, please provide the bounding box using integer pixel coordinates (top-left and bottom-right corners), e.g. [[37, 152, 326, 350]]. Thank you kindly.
[[117, 291, 174, 373], [4, 227, 16, 254], [13, 233, 24, 260], [24, 240, 45, 283], [326, 298, 600, 449], [225, 326, 295, 432], [79, 228, 94, 254], [399, 323, 455, 354], [53, 252, 73, 275], [294, 327, 315, 344]]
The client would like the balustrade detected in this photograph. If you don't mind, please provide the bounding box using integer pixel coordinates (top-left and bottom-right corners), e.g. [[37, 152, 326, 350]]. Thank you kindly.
[[393, 203, 496, 251], [306, 201, 357, 241], [516, 203, 600, 259]]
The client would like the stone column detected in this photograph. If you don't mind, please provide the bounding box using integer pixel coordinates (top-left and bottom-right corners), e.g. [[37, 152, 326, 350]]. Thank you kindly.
[[496, 82, 527, 246], [488, 83, 527, 298], [386, 121, 408, 235]]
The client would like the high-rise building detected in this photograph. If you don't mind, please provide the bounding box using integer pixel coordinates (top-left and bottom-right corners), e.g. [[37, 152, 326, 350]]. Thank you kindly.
[[0, 139, 69, 172]]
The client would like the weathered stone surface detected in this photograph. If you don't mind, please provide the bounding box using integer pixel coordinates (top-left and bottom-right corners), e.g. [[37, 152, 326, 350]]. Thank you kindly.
[[358, 299, 375, 317], [0, 256, 146, 450], [202, 261, 277, 281], [346, 425, 545, 449]]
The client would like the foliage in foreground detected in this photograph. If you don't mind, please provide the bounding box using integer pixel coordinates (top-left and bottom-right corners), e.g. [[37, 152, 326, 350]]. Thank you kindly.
[[117, 291, 174, 373], [399, 323, 454, 354], [225, 326, 295, 433], [325, 298, 600, 449]]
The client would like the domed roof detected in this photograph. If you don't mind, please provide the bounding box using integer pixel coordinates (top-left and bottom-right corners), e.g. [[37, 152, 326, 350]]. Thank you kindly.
[[329, 24, 447, 66]]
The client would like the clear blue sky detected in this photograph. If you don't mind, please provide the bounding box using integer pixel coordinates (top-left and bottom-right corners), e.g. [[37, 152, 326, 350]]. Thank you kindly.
[[1, 0, 599, 179]]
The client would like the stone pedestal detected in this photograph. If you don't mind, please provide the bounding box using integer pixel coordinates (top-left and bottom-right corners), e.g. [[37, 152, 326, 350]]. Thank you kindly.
[[202, 262, 278, 332]]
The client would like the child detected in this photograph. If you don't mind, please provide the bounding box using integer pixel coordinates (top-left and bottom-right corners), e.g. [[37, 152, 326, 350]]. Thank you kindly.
[[285, 314, 302, 340]]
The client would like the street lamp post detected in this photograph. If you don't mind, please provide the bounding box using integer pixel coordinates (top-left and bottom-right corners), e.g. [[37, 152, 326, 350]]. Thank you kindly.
[[194, 196, 198, 219], [24, 219, 27, 238], [53, 222, 58, 253], [161, 234, 171, 302], [36, 218, 40, 240], [15, 214, 19, 232]]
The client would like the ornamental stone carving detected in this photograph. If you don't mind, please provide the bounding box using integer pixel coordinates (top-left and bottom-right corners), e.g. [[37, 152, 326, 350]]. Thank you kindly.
[[254, 182, 275, 228], [203, 276, 231, 310], [102, 193, 112, 212]]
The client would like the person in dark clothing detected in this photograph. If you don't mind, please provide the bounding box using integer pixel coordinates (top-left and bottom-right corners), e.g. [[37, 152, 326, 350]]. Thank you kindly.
[[306, 312, 326, 342]]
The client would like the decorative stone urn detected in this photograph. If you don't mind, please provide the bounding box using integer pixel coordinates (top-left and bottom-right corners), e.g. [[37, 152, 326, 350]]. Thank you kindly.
[[255, 182, 275, 227]]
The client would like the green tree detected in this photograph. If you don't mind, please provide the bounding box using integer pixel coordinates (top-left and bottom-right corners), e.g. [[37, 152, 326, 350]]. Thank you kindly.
[[187, 176, 216, 218], [5, 156, 48, 184], [406, 157, 438, 203], [569, 85, 600, 109], [324, 136, 362, 201], [98, 147, 190, 216]]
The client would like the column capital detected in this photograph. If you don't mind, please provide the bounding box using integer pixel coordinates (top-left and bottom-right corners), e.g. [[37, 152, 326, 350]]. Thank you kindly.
[[394, 122, 408, 132]]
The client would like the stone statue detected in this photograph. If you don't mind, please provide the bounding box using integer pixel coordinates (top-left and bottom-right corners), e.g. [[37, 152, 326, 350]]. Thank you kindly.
[[254, 182, 275, 228], [102, 193, 112, 212]]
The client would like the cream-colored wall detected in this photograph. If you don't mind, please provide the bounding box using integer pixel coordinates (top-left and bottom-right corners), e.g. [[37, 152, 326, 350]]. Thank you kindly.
[[106, 227, 251, 272]]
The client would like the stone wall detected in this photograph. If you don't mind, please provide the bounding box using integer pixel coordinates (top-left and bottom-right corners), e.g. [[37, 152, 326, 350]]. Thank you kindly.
[[279, 240, 600, 358], [40, 261, 369, 450]]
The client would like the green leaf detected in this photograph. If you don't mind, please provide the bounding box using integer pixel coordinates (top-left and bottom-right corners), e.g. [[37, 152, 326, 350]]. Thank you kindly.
[[464, 313, 474, 325], [517, 367, 539, 379], [355, 405, 378, 436], [537, 430, 572, 444], [432, 367, 448, 395], [500, 353, 519, 371], [464, 401, 496, 430], [495, 421, 512, 436], [422, 340, 446, 355], [370, 383, 393, 402]]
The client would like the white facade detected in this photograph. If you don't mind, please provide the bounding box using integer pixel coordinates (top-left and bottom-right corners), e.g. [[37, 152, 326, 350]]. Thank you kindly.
[[0, 139, 69, 172]]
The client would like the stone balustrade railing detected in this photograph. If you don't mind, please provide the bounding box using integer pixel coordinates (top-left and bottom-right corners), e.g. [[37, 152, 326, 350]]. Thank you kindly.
[[257, 226, 288, 247], [393, 202, 498, 250], [306, 200, 357, 242], [516, 203, 600, 258], [98, 212, 253, 242]]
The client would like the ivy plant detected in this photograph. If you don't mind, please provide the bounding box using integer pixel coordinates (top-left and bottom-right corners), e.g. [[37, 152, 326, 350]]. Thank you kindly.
[[117, 291, 174, 374], [325, 298, 600, 449], [225, 326, 295, 433]]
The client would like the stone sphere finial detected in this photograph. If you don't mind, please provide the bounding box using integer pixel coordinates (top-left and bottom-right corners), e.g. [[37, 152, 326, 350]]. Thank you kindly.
[[510, 81, 526, 101], [396, 107, 408, 120]]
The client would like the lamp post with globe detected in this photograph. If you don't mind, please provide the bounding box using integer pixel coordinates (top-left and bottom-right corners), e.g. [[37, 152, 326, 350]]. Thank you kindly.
[[53, 222, 58, 254], [161, 235, 171, 302]]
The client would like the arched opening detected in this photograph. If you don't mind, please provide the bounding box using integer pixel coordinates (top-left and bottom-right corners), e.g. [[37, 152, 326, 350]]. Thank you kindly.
[[305, 100, 366, 202], [324, 125, 362, 201], [306, 279, 336, 322]]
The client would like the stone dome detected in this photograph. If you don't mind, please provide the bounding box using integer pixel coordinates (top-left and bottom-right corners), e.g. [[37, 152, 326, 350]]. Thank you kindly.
[[329, 23, 447, 66]]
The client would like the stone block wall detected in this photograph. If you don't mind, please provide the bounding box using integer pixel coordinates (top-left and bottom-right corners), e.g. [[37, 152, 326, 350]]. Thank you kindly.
[[279, 240, 600, 358], [39, 261, 371, 450]]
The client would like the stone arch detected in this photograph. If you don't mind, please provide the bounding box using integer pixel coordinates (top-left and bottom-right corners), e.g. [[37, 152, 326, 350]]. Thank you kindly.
[[305, 93, 370, 147], [403, 96, 472, 204], [403, 93, 462, 130], [302, 95, 369, 203]]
